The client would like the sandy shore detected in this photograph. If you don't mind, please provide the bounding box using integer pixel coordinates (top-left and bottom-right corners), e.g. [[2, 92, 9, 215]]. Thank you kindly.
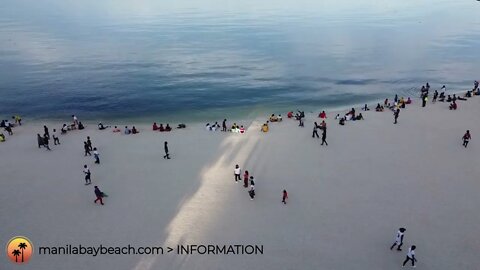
[[1, 96, 480, 270]]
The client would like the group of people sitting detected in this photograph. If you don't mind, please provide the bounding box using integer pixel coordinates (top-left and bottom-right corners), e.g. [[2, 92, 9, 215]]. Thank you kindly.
[[152, 123, 172, 132], [0, 116, 22, 142], [269, 114, 282, 122], [231, 123, 245, 133], [124, 126, 140, 134], [336, 108, 364, 125]]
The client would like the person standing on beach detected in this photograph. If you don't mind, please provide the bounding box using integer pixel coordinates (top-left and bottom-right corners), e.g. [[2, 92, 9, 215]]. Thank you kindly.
[[83, 165, 91, 185], [37, 134, 44, 149], [222, 119, 227, 132], [163, 141, 170, 159], [402, 245, 417, 268], [312, 122, 320, 138], [390, 228, 406, 251], [84, 142, 92, 156], [87, 136, 93, 151], [433, 90, 438, 103], [321, 129, 328, 146], [44, 125, 50, 139], [93, 147, 100, 164], [394, 108, 400, 124], [249, 185, 255, 200], [422, 94, 428, 107], [243, 170, 249, 188], [52, 129, 60, 145], [94, 186, 104, 205], [462, 130, 471, 148], [12, 115, 22, 126], [72, 115, 78, 127], [234, 165, 241, 182], [282, 190, 288, 204], [43, 134, 51, 150]]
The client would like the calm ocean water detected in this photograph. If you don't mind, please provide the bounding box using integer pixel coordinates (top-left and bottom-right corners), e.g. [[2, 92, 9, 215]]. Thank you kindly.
[[1, 0, 479, 122]]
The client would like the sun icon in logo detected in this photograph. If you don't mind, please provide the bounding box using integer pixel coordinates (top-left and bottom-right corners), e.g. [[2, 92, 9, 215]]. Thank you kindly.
[[6, 236, 33, 264]]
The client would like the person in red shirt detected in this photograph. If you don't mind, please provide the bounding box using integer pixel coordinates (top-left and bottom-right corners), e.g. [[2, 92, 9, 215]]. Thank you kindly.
[[282, 190, 288, 204], [319, 111, 326, 119], [243, 170, 249, 188], [287, 111, 293, 118], [153, 122, 159, 131]]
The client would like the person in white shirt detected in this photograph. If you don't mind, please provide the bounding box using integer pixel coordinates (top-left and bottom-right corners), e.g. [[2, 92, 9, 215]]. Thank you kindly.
[[83, 165, 91, 185], [52, 129, 60, 145], [93, 148, 100, 164], [402, 245, 417, 268], [72, 115, 78, 127], [390, 228, 406, 251], [234, 164, 241, 182], [206, 123, 211, 131]]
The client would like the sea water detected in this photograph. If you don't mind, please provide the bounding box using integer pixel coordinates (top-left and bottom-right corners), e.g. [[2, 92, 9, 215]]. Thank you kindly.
[[1, 0, 479, 122]]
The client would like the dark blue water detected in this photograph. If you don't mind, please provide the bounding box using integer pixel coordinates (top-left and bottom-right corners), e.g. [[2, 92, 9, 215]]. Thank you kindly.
[[1, 0, 479, 121]]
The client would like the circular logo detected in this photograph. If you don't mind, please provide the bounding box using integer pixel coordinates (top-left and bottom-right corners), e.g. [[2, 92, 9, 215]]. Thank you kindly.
[[6, 236, 33, 264]]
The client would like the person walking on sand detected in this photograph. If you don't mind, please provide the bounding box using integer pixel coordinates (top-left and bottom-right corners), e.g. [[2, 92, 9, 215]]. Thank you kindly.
[[163, 141, 170, 159], [249, 185, 255, 200], [394, 108, 400, 124], [222, 119, 227, 132], [83, 165, 91, 185], [462, 130, 471, 148], [390, 228, 406, 251], [52, 129, 60, 145], [94, 186, 104, 205], [84, 141, 92, 156], [249, 176, 255, 186], [402, 245, 417, 268], [44, 125, 50, 139], [282, 189, 288, 204], [234, 164, 241, 182], [87, 136, 93, 151], [43, 134, 51, 150], [321, 129, 328, 146], [312, 122, 320, 138], [93, 147, 100, 164], [37, 134, 44, 148], [243, 170, 249, 188]]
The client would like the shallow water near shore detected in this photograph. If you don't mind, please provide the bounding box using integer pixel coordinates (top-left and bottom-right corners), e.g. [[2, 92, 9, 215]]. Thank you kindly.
[[1, 0, 479, 121]]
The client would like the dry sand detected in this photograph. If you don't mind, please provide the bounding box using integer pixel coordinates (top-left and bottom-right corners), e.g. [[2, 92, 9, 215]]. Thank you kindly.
[[1, 96, 480, 269]]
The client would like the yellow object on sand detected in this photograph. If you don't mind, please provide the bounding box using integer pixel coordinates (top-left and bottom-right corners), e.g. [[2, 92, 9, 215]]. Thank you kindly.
[[262, 125, 269, 132]]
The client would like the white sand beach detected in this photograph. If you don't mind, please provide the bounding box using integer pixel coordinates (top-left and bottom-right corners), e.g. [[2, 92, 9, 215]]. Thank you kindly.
[[1, 96, 480, 269]]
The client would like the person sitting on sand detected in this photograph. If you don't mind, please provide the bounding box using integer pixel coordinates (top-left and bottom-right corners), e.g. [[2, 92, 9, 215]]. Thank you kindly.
[[287, 111, 293, 118], [375, 103, 384, 112], [475, 88, 480, 95], [153, 122, 159, 131], [446, 95, 452, 102], [406, 97, 412, 104], [0, 133, 5, 142], [319, 111, 327, 119], [98, 123, 110, 130], [78, 122, 85, 130], [206, 123, 211, 131], [277, 114, 282, 121], [231, 123, 239, 132], [165, 124, 172, 132], [457, 95, 467, 101], [159, 124, 165, 132], [465, 91, 472, 98], [449, 101, 457, 110], [269, 114, 278, 122], [240, 125, 245, 134], [356, 113, 364, 120], [334, 114, 340, 119], [132, 126, 139, 134], [261, 123, 269, 132], [124, 126, 131, 134], [112, 126, 121, 132], [61, 124, 68, 134], [177, 124, 186, 129], [0, 120, 5, 128], [339, 117, 345, 126]]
